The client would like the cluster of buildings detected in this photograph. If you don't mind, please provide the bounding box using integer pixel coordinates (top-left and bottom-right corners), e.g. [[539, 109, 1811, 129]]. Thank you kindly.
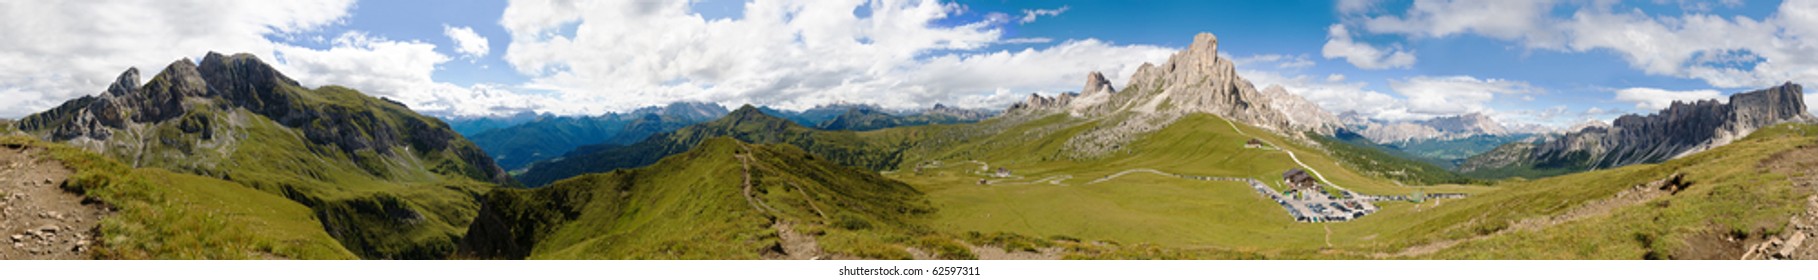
[[1272, 168, 1378, 223]]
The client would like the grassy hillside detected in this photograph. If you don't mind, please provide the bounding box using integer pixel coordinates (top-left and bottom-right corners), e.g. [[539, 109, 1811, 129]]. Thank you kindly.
[[3, 136, 355, 259], [142, 85, 498, 259], [459, 138, 936, 259], [889, 110, 1817, 259], [1407, 123, 1818, 259], [888, 113, 1495, 254]]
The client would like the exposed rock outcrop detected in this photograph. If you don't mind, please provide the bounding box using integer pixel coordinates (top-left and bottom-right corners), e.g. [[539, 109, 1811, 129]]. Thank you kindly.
[[1083, 71, 1115, 95], [1258, 85, 1342, 135], [1462, 82, 1815, 174], [999, 32, 1343, 158]]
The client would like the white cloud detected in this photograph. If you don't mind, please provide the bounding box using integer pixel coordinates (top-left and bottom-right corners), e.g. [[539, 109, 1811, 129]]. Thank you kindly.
[[1238, 61, 1412, 120], [1321, 24, 1417, 69], [1019, 6, 1069, 24], [273, 31, 561, 117], [1000, 37, 1054, 44], [0, 0, 355, 118], [1808, 93, 1817, 114], [496, 0, 1172, 113], [1359, 0, 1564, 47], [1337, 0, 1380, 14], [442, 25, 490, 61], [1341, 0, 1818, 90], [1390, 76, 1538, 116], [1613, 87, 1724, 110]]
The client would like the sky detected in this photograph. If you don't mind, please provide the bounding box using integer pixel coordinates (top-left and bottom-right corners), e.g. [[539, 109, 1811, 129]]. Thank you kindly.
[[3, 0, 1818, 128]]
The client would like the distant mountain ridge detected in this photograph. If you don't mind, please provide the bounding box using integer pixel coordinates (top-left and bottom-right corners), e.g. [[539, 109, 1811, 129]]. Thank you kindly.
[[1340, 112, 1539, 143], [466, 102, 729, 170], [814, 103, 994, 131], [442, 111, 544, 136], [1461, 82, 1815, 177], [758, 103, 996, 130], [513, 105, 918, 187]]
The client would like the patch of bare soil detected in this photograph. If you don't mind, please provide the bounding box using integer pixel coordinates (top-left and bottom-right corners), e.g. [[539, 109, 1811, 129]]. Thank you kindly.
[[764, 222, 824, 260], [1740, 144, 1818, 260], [968, 245, 1062, 260], [0, 144, 108, 260]]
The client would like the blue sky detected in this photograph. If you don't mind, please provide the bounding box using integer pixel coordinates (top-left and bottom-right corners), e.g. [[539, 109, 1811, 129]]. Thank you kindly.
[[4, 0, 1817, 127]]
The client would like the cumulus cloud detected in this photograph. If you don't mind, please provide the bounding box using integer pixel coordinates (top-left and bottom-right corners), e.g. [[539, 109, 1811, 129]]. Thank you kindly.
[[1612, 87, 1724, 110], [442, 25, 490, 61], [1390, 76, 1538, 116], [1358, 0, 1565, 47], [496, 0, 1172, 113], [1237, 57, 1416, 121], [272, 31, 563, 117], [1342, 0, 1818, 90], [1241, 55, 1538, 123], [1019, 6, 1069, 24], [1321, 24, 1417, 69], [0, 0, 355, 118]]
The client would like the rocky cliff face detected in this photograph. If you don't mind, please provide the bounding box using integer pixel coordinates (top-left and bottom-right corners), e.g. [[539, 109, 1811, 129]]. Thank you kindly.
[[1258, 85, 1342, 135], [1462, 82, 1815, 175], [999, 33, 1342, 157], [20, 52, 510, 185]]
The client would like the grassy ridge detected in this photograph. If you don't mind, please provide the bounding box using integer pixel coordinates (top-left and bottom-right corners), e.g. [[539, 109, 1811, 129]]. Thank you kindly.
[[3, 136, 355, 259], [462, 137, 935, 259]]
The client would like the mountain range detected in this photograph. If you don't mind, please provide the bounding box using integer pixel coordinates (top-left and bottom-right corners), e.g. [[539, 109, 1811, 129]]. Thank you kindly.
[[464, 102, 729, 171], [1461, 82, 1815, 178], [511, 105, 923, 187], [455, 102, 993, 171]]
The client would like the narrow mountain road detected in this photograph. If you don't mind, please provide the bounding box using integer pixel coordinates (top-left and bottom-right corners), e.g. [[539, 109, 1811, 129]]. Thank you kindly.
[[1087, 168, 1174, 185], [1219, 117, 1352, 193]]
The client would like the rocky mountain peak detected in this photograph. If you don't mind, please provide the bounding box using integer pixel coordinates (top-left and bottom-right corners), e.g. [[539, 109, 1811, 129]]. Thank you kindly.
[[724, 104, 790, 125], [198, 52, 301, 96], [1184, 32, 1220, 67], [104, 68, 140, 97], [1084, 71, 1115, 94], [1418, 112, 1507, 135]]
